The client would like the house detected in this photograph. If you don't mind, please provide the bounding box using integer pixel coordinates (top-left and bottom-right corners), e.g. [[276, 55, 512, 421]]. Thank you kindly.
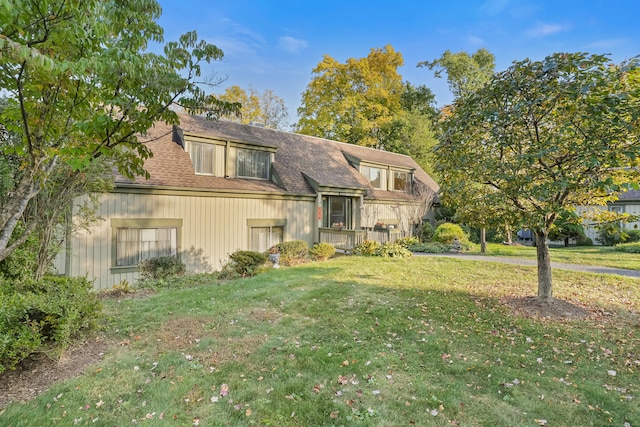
[[581, 189, 640, 243], [55, 114, 439, 290]]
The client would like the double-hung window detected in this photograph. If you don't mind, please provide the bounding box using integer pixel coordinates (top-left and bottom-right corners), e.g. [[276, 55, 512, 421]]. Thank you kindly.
[[322, 196, 352, 229], [237, 149, 270, 179], [112, 219, 182, 268], [361, 165, 383, 189], [247, 219, 286, 252], [188, 141, 215, 175], [392, 171, 410, 192]]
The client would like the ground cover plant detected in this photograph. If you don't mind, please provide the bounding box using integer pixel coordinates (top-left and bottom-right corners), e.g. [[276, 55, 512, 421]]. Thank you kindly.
[[478, 243, 640, 271], [1, 255, 639, 426]]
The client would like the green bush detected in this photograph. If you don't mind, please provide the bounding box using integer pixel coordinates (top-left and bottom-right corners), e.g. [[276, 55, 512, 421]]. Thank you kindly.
[[407, 242, 451, 253], [353, 240, 381, 256], [433, 223, 469, 245], [309, 242, 336, 261], [614, 242, 640, 253], [139, 256, 186, 280], [222, 251, 268, 278], [395, 236, 419, 249], [374, 242, 413, 258], [417, 222, 435, 242], [626, 229, 640, 243], [0, 276, 102, 374], [596, 223, 628, 246], [576, 235, 594, 246], [274, 240, 309, 265]]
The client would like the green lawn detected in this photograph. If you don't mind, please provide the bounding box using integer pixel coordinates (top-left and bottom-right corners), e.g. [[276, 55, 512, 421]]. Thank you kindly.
[[1, 256, 639, 426], [475, 243, 640, 271]]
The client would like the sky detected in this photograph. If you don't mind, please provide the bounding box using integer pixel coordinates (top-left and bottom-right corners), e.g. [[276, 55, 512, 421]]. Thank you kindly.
[[156, 0, 640, 126]]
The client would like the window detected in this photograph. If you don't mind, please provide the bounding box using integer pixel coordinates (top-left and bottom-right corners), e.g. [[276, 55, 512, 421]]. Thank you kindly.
[[250, 226, 284, 252], [361, 165, 383, 189], [392, 171, 410, 192], [116, 227, 177, 266], [237, 148, 270, 179], [322, 196, 352, 228], [188, 141, 215, 175]]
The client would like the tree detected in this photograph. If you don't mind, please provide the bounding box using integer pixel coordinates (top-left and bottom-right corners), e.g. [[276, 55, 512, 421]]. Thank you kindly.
[[436, 52, 640, 302], [548, 210, 585, 247], [218, 86, 290, 130], [296, 45, 405, 149], [296, 46, 439, 175], [0, 0, 240, 263], [418, 48, 496, 99]]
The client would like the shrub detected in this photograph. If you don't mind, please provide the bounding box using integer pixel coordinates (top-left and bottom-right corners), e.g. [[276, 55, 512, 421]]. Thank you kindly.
[[374, 242, 413, 258], [139, 256, 186, 280], [407, 242, 451, 253], [395, 236, 419, 249], [596, 223, 628, 246], [353, 240, 381, 256], [309, 242, 336, 261], [433, 223, 469, 245], [576, 235, 594, 246], [417, 222, 435, 242], [614, 242, 640, 253], [222, 251, 268, 278], [274, 240, 309, 265], [0, 276, 101, 374], [626, 229, 640, 243]]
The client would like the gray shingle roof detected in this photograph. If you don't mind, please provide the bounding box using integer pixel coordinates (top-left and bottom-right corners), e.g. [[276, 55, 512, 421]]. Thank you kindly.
[[118, 114, 440, 201]]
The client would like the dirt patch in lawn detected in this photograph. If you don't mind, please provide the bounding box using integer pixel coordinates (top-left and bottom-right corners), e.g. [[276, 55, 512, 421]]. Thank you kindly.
[[502, 296, 593, 320], [0, 335, 109, 410]]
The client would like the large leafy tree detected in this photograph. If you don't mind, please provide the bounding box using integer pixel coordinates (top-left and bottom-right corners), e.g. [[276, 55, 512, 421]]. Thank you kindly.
[[0, 0, 240, 262], [218, 86, 290, 130], [437, 52, 640, 302], [296, 46, 439, 173]]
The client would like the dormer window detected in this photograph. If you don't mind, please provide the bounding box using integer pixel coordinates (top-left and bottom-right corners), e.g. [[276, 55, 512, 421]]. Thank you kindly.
[[360, 165, 383, 189], [187, 141, 215, 175], [237, 148, 270, 179], [392, 170, 410, 192]]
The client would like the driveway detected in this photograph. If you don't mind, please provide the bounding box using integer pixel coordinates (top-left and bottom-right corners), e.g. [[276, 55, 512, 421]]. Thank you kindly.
[[415, 253, 640, 279]]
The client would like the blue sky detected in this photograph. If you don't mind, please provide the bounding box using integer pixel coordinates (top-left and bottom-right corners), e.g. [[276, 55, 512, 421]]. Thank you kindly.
[[156, 0, 640, 125]]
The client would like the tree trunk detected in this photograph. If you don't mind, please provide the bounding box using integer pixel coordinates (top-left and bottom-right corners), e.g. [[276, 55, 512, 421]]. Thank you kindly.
[[535, 230, 553, 302], [480, 228, 487, 253], [504, 224, 513, 245]]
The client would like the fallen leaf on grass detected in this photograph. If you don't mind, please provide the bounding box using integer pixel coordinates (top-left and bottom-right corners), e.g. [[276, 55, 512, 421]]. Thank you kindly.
[[220, 384, 229, 397]]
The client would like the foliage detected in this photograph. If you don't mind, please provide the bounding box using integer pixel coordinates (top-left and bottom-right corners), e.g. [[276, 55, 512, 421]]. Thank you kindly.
[[218, 85, 289, 130], [221, 251, 268, 278], [0, 276, 101, 373], [625, 228, 640, 242], [395, 236, 419, 248], [576, 236, 594, 246], [596, 223, 629, 246], [548, 210, 585, 244], [436, 52, 640, 300], [274, 240, 309, 265], [98, 280, 136, 298], [416, 222, 435, 242], [373, 242, 413, 258], [136, 273, 220, 291], [407, 241, 451, 253], [614, 242, 640, 253], [433, 222, 469, 245], [138, 256, 186, 280], [0, 1, 241, 263], [309, 242, 336, 261], [353, 239, 381, 255], [419, 48, 496, 99]]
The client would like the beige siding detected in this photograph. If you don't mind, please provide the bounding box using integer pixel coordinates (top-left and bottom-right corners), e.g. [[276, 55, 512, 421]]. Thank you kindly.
[[577, 203, 640, 244], [67, 191, 315, 290], [362, 201, 423, 236]]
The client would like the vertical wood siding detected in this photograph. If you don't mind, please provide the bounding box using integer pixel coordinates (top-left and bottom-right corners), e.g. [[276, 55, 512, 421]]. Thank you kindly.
[[67, 192, 315, 290]]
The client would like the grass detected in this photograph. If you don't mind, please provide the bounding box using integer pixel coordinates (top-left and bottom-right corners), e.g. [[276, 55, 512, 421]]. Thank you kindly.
[[474, 243, 640, 271], [1, 255, 639, 426]]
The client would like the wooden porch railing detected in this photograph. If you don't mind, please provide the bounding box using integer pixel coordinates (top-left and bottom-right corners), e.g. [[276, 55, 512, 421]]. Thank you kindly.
[[319, 228, 404, 251]]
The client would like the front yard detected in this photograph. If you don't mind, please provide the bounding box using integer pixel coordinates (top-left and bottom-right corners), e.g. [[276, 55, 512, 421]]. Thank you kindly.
[[1, 255, 638, 426]]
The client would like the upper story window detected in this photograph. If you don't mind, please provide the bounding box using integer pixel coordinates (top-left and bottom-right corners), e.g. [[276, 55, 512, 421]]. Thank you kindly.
[[392, 171, 410, 192], [361, 165, 383, 189], [188, 141, 215, 175], [237, 148, 270, 179]]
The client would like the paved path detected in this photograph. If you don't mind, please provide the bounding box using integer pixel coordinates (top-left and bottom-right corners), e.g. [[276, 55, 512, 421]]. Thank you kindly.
[[414, 253, 640, 279]]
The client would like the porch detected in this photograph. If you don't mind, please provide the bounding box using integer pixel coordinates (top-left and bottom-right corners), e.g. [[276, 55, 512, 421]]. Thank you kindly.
[[318, 227, 404, 251]]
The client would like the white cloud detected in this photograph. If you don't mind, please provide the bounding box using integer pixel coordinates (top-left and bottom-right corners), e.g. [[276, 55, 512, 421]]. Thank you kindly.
[[525, 22, 568, 38], [277, 36, 308, 54]]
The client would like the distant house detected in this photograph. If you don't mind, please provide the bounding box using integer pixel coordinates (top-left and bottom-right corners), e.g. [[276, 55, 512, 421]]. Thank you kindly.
[[581, 189, 640, 244], [55, 114, 439, 290]]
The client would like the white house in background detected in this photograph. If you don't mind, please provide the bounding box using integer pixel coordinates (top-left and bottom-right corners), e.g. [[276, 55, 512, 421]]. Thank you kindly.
[[55, 114, 439, 290], [580, 189, 640, 244]]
